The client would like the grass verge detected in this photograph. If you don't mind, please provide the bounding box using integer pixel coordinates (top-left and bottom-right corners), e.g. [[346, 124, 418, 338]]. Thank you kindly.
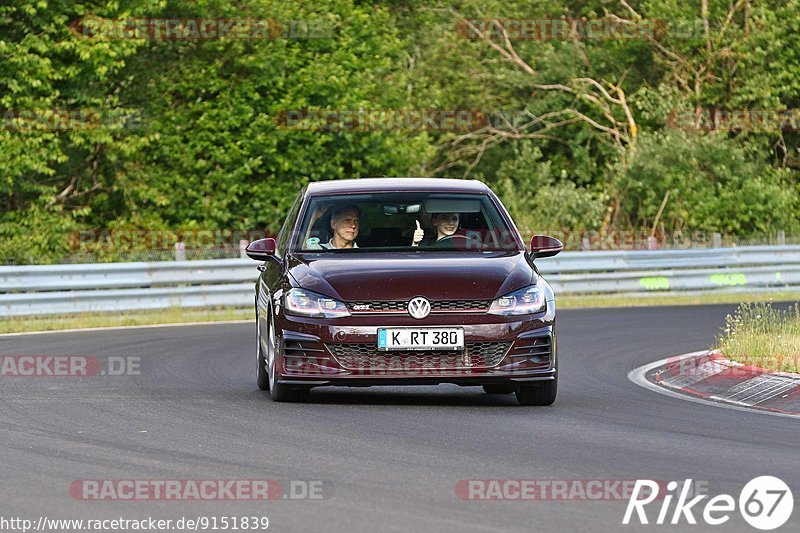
[[558, 290, 800, 309], [0, 307, 252, 335], [715, 302, 800, 374]]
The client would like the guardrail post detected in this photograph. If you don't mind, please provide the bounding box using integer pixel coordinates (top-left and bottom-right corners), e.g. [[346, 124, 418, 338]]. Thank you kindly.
[[174, 242, 186, 261], [712, 233, 722, 248], [240, 239, 249, 259], [778, 230, 786, 246], [646, 236, 658, 250]]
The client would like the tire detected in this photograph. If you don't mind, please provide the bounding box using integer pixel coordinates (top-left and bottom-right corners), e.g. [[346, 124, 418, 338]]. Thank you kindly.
[[482, 384, 515, 394], [265, 318, 310, 403], [256, 318, 270, 391], [269, 381, 310, 403], [515, 377, 557, 406], [269, 370, 310, 403]]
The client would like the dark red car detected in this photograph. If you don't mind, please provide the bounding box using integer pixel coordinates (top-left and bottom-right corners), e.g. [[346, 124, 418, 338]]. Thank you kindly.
[[246, 178, 563, 405]]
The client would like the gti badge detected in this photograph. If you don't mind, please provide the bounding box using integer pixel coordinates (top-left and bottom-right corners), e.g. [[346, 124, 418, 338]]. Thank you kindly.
[[352, 304, 372, 311], [408, 297, 431, 319]]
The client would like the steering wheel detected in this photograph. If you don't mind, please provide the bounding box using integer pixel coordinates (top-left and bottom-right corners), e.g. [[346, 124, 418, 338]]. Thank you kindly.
[[431, 234, 483, 250]]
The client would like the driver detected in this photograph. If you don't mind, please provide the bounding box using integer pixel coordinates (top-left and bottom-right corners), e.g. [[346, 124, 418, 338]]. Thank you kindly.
[[307, 205, 361, 249], [411, 212, 460, 247]]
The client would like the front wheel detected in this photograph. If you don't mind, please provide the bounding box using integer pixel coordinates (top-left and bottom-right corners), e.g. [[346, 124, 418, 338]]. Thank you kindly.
[[269, 371, 310, 403], [515, 377, 557, 406], [265, 319, 310, 402], [256, 318, 270, 391]]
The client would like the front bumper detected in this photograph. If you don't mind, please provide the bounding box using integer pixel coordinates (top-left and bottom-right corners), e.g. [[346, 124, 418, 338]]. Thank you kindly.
[[273, 310, 557, 388]]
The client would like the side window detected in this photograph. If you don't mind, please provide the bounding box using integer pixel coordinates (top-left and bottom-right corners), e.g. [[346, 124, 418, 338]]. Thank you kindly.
[[276, 192, 303, 256]]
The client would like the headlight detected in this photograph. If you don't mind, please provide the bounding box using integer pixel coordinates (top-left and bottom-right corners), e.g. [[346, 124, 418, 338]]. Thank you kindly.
[[285, 288, 351, 318], [487, 285, 546, 315]]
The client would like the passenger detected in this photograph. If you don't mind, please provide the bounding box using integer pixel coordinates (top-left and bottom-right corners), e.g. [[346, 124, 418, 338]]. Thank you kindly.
[[307, 205, 361, 249], [411, 213, 460, 247]]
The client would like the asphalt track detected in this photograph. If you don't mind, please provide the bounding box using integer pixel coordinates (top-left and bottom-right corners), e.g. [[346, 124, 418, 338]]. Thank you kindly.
[[1, 305, 798, 533]]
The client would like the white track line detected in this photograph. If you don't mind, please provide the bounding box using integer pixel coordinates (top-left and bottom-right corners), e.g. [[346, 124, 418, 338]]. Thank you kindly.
[[0, 320, 251, 338], [627, 351, 800, 420]]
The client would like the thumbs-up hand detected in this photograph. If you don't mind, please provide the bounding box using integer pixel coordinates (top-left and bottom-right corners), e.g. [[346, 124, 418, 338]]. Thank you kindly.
[[412, 219, 424, 247]]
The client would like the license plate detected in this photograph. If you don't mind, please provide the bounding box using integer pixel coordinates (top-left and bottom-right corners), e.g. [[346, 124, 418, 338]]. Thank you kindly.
[[377, 328, 465, 351]]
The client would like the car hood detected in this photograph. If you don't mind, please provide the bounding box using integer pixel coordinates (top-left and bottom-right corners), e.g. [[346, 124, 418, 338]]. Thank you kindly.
[[287, 251, 536, 301]]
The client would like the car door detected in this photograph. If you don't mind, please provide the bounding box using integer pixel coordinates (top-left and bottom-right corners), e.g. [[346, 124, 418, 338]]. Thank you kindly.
[[257, 190, 304, 333]]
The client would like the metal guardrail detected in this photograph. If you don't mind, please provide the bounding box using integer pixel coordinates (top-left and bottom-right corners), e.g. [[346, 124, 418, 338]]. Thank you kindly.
[[0, 259, 255, 292], [537, 245, 800, 294], [538, 245, 800, 272], [1, 246, 797, 317], [0, 259, 256, 317]]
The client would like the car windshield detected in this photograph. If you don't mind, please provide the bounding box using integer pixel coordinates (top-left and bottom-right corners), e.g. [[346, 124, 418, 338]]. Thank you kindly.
[[292, 192, 520, 252]]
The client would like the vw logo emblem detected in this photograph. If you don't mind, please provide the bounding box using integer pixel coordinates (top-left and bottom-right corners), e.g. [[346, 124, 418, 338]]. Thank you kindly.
[[408, 297, 431, 319]]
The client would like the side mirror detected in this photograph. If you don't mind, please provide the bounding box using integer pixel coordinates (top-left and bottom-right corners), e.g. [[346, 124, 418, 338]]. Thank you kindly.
[[530, 235, 563, 258], [246, 238, 277, 261]]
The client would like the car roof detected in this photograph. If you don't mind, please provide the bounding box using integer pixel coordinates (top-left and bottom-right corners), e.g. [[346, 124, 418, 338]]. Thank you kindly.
[[306, 178, 491, 195]]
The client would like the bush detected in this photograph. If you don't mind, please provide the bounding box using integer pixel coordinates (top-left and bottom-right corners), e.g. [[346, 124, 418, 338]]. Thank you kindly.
[[493, 144, 607, 233], [615, 131, 800, 235]]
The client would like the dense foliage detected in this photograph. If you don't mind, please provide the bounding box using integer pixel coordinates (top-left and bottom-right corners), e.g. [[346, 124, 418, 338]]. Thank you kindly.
[[1, 0, 798, 262]]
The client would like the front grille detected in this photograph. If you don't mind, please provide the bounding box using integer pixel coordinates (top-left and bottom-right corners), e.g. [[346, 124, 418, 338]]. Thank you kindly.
[[327, 342, 511, 371], [507, 336, 552, 369], [349, 301, 406, 312], [347, 299, 490, 314], [430, 300, 490, 311]]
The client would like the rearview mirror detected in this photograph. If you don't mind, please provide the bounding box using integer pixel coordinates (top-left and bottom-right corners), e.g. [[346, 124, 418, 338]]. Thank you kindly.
[[383, 203, 421, 215], [530, 235, 563, 258], [246, 238, 277, 261]]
